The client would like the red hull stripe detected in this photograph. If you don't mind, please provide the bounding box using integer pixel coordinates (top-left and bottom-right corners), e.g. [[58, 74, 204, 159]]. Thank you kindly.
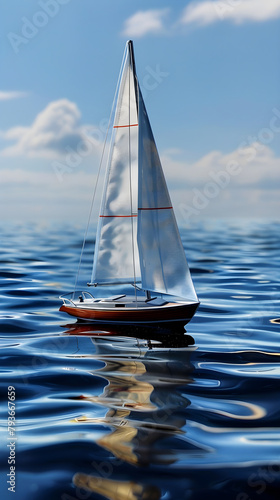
[[114, 124, 138, 128], [100, 214, 137, 218], [138, 206, 173, 210]]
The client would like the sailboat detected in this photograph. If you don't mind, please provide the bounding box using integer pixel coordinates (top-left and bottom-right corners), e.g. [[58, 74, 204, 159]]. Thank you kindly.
[[60, 41, 199, 327]]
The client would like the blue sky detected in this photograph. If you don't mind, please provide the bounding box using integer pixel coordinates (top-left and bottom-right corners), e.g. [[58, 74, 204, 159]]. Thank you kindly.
[[1, 0, 280, 225]]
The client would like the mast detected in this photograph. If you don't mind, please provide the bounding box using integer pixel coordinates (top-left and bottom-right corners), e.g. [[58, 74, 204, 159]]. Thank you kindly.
[[127, 40, 138, 301], [127, 40, 139, 114]]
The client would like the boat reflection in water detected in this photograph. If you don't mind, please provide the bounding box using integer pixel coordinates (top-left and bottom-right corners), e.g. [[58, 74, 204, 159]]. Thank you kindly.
[[74, 474, 161, 500], [63, 322, 204, 500]]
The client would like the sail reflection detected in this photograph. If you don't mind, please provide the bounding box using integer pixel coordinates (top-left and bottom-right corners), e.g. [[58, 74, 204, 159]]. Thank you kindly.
[[73, 473, 161, 500], [77, 360, 188, 465]]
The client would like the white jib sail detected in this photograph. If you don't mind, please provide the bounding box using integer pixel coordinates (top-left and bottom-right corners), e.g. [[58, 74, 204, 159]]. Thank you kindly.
[[91, 43, 141, 285], [137, 88, 198, 301]]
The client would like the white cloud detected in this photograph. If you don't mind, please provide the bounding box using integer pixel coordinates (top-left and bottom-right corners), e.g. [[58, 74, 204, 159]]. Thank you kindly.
[[121, 1, 280, 37], [180, 0, 280, 26], [0, 90, 28, 101], [161, 144, 280, 221], [1, 97, 279, 222], [162, 143, 280, 188], [122, 9, 169, 38], [0, 99, 102, 159]]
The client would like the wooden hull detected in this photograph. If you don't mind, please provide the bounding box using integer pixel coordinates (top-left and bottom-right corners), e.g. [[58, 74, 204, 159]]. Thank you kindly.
[[59, 301, 199, 326]]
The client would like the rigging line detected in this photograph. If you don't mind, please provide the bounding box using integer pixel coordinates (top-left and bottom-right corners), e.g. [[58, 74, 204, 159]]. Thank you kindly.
[[73, 47, 127, 296], [128, 49, 137, 305]]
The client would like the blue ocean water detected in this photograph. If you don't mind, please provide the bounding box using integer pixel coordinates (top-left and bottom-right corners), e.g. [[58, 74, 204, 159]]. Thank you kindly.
[[0, 219, 280, 500]]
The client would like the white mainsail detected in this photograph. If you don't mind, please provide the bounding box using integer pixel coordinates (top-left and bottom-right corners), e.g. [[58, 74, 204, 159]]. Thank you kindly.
[[91, 41, 197, 302], [91, 42, 141, 285]]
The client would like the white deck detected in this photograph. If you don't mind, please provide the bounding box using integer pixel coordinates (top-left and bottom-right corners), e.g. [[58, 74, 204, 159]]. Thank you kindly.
[[72, 295, 169, 310]]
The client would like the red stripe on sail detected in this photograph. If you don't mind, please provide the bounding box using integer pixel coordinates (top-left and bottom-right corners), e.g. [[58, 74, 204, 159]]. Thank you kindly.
[[113, 124, 138, 128]]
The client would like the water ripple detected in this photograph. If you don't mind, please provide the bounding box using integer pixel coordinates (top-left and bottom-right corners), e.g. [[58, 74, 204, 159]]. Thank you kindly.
[[0, 221, 280, 499]]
